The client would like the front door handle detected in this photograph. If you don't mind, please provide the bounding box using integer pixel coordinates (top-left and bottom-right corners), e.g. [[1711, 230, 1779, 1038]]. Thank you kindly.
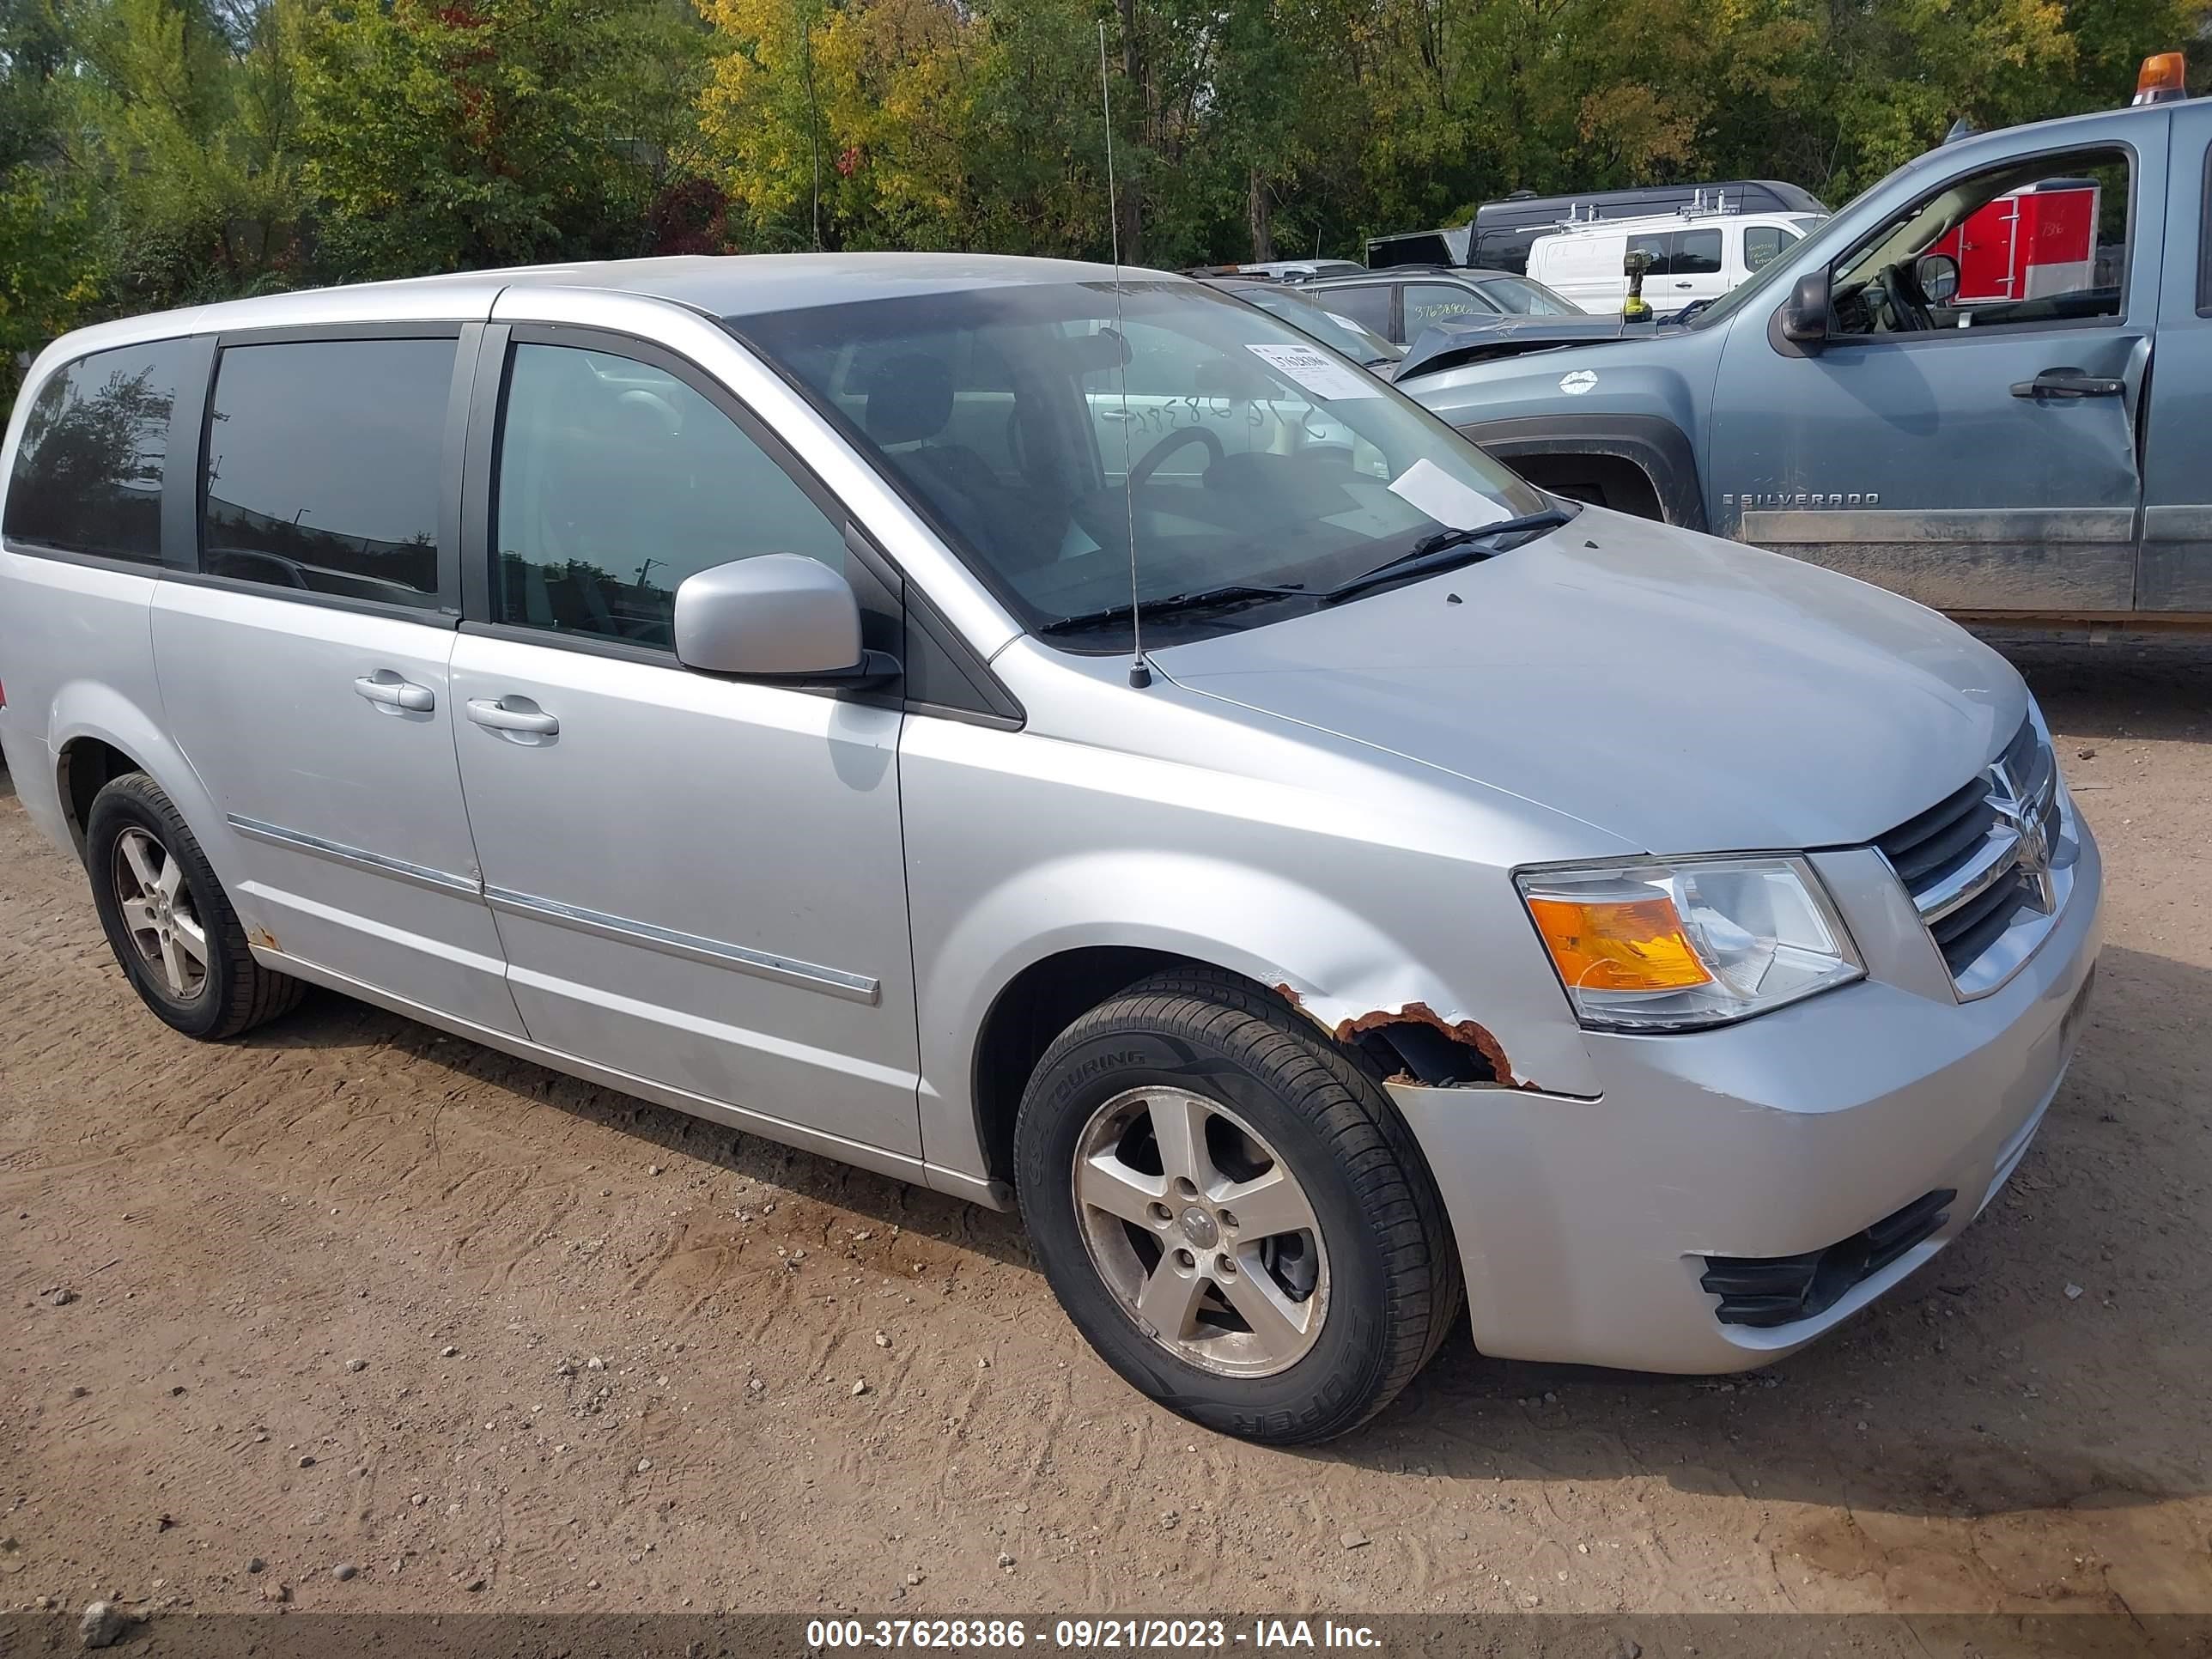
[[354, 672, 434, 713], [466, 697, 560, 736], [2011, 368, 2126, 399]]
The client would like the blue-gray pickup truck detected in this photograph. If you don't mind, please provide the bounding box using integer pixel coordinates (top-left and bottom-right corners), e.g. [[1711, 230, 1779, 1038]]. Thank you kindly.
[[1401, 78, 2211, 623]]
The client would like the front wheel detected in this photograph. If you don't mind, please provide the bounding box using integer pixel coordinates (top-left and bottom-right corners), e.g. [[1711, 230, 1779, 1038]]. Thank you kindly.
[[1014, 969, 1462, 1443]]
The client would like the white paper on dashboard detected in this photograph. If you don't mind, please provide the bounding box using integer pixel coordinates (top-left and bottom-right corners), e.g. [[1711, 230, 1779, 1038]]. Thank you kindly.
[[1243, 343, 1384, 401], [1385, 457, 1510, 530]]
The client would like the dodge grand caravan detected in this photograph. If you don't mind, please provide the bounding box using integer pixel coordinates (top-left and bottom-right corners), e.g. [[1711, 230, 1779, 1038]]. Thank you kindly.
[[0, 255, 2100, 1443]]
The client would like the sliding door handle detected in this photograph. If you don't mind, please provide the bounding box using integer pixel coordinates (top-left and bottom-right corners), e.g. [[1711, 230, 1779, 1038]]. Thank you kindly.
[[465, 697, 560, 736], [354, 672, 434, 713]]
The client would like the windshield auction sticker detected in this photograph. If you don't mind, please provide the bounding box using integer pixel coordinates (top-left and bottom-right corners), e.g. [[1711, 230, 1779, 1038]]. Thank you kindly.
[[1385, 457, 1510, 530], [1244, 342, 1383, 400]]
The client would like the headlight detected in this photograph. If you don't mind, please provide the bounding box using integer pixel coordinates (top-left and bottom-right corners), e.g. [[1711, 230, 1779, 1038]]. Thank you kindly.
[[1516, 856, 1863, 1032]]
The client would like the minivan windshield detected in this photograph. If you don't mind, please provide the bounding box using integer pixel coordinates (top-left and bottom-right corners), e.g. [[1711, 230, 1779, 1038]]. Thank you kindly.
[[735, 280, 1550, 647]]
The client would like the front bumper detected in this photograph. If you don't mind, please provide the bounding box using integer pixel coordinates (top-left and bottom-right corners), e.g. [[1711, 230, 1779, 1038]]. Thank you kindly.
[[1390, 802, 2103, 1375]]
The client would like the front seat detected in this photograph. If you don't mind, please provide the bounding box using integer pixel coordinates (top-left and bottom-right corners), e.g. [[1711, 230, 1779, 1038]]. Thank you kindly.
[[861, 353, 1005, 514]]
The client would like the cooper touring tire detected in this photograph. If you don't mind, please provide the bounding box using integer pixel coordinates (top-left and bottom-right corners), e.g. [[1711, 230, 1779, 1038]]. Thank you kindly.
[[1014, 968, 1463, 1443], [85, 773, 306, 1041]]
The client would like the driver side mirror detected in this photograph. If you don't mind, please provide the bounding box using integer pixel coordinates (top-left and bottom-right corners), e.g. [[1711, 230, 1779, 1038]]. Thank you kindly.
[[1781, 270, 1832, 350], [673, 554, 866, 679], [1914, 251, 1961, 306]]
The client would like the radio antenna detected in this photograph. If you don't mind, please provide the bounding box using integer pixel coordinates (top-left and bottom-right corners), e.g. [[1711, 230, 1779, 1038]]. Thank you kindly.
[[1099, 19, 1149, 689]]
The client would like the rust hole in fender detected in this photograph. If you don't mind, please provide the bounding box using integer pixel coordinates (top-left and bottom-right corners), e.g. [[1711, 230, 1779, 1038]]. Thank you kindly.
[[1273, 985, 1531, 1091]]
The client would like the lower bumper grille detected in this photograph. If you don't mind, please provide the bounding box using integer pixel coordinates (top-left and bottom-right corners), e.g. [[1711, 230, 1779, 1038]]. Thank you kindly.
[[1699, 1188, 1955, 1328]]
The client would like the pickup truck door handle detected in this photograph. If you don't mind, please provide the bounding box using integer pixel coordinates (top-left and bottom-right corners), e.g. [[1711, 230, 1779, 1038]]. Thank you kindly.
[[2011, 368, 2126, 399], [465, 697, 560, 736], [353, 672, 434, 713]]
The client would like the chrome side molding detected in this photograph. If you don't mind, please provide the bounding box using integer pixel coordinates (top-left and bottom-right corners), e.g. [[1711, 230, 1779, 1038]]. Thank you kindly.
[[227, 815, 480, 897], [228, 813, 879, 1004], [483, 885, 880, 1004]]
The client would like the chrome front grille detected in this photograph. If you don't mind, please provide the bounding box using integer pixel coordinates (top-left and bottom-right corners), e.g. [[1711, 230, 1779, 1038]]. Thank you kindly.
[[1875, 711, 2069, 997]]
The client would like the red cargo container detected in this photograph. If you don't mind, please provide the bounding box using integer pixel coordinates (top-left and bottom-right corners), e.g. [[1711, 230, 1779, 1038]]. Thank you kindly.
[[1931, 178, 2100, 305]]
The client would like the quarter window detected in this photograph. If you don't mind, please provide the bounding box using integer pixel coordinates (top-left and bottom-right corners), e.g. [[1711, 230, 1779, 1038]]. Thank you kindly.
[[491, 343, 847, 649], [3, 340, 190, 564], [202, 338, 453, 606]]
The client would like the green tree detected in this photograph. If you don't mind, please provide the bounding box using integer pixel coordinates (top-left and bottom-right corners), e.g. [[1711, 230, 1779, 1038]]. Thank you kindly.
[[297, 0, 699, 279]]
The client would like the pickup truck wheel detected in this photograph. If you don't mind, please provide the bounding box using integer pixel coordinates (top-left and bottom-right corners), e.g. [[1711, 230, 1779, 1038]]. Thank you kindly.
[[85, 774, 306, 1040], [1014, 968, 1462, 1443]]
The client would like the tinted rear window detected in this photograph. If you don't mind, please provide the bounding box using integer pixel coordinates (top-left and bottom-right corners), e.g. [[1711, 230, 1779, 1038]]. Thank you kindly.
[[1317, 283, 1393, 336], [3, 340, 190, 564], [201, 338, 453, 607]]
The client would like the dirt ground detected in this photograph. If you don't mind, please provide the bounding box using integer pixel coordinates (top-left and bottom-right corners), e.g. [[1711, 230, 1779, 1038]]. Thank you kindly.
[[3, 635, 2209, 1623]]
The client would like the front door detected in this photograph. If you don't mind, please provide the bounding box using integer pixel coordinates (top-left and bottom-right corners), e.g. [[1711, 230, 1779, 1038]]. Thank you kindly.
[[447, 327, 921, 1155], [1709, 123, 2161, 614], [2137, 98, 2212, 612], [152, 330, 525, 1036]]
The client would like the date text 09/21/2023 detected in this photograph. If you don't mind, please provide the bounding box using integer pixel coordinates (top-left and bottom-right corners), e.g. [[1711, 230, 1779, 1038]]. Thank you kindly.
[[804, 1618, 1384, 1650]]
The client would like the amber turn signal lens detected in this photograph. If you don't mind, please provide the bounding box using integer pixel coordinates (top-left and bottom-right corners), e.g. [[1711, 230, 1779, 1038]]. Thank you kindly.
[[1527, 894, 1713, 994]]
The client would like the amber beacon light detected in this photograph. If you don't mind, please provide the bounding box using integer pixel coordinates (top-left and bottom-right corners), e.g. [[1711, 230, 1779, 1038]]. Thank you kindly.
[[2133, 52, 2187, 106]]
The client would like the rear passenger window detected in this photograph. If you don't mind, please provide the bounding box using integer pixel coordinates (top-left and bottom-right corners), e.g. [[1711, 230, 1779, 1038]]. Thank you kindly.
[[1316, 283, 1392, 338], [492, 343, 847, 650], [201, 337, 453, 608], [1627, 232, 1673, 276], [3, 340, 189, 564], [1674, 230, 1723, 276]]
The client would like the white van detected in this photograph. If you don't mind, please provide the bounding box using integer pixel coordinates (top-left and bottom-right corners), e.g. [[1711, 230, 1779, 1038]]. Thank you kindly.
[[1528, 210, 1826, 316]]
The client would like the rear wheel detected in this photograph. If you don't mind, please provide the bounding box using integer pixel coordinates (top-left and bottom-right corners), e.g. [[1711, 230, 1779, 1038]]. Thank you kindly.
[[85, 773, 305, 1040], [1014, 969, 1462, 1443]]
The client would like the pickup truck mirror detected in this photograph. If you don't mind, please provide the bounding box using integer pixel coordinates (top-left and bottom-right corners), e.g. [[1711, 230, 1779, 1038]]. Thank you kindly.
[[673, 554, 864, 678], [1781, 270, 1832, 349], [1914, 251, 1961, 305]]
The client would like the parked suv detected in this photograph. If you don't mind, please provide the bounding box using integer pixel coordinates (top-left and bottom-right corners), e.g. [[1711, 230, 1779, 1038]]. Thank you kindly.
[[0, 255, 2100, 1442], [1297, 266, 1582, 346]]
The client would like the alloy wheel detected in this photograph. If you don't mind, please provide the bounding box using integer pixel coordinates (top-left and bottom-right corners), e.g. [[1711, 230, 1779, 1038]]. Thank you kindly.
[[1071, 1085, 1329, 1376], [112, 826, 209, 1000]]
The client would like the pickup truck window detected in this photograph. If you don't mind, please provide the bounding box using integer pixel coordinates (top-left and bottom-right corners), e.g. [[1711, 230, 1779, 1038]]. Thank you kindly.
[[2199, 143, 2212, 315], [1829, 147, 2130, 338]]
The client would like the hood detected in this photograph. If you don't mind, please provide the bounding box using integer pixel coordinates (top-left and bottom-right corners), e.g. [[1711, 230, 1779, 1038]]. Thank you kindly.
[[1151, 510, 2027, 854], [1395, 314, 1680, 381]]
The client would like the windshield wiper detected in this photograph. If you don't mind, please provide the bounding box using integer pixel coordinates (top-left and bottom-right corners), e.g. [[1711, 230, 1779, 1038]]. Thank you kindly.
[[1038, 582, 1308, 637], [1321, 507, 1573, 605]]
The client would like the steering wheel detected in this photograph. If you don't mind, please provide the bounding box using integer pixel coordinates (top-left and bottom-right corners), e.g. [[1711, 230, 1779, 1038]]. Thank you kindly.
[[1127, 424, 1224, 490], [1875, 260, 1936, 332]]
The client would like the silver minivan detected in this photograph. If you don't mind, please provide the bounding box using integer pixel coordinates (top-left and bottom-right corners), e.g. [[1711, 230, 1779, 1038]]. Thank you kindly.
[[0, 255, 2100, 1443]]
